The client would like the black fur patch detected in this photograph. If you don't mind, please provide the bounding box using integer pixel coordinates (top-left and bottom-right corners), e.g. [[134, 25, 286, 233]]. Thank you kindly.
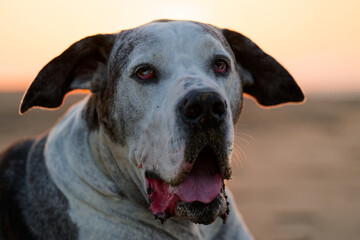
[[0, 139, 36, 240], [20, 34, 116, 113], [83, 94, 100, 131], [0, 136, 79, 239], [98, 30, 138, 145]]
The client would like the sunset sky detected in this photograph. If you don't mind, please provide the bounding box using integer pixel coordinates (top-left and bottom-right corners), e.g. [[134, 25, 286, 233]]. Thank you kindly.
[[0, 0, 359, 94]]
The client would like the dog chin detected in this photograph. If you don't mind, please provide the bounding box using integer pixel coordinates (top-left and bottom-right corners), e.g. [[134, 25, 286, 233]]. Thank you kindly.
[[175, 191, 229, 225]]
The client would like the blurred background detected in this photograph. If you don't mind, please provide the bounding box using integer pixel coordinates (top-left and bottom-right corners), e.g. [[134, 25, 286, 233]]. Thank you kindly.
[[0, 0, 359, 239]]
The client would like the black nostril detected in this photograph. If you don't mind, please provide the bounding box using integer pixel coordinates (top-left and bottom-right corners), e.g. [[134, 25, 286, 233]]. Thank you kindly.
[[212, 100, 227, 119], [180, 89, 227, 125], [183, 102, 202, 120]]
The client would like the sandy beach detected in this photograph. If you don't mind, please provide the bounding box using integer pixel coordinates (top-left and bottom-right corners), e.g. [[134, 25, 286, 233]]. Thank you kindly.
[[1, 92, 359, 240]]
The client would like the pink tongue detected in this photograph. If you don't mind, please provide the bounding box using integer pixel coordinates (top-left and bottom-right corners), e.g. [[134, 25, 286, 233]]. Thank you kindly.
[[172, 155, 222, 204]]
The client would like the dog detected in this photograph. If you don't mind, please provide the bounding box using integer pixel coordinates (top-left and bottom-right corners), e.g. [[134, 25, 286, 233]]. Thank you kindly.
[[0, 20, 304, 239]]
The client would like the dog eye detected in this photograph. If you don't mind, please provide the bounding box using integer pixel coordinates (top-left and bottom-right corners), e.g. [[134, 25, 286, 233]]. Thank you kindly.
[[136, 67, 155, 80], [214, 59, 228, 74]]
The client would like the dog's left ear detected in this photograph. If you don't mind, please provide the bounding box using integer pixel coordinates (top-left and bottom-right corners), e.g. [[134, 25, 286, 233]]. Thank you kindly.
[[20, 34, 116, 113], [222, 29, 304, 106]]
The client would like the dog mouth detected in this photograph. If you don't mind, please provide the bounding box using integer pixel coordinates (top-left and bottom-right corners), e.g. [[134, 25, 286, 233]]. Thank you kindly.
[[145, 145, 230, 224], [171, 145, 222, 203]]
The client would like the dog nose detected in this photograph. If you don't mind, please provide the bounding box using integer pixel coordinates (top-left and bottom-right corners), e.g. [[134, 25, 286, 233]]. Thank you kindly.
[[180, 90, 227, 125]]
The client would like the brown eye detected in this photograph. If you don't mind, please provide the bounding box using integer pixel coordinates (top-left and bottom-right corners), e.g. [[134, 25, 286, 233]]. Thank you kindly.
[[136, 67, 155, 80], [214, 59, 228, 74]]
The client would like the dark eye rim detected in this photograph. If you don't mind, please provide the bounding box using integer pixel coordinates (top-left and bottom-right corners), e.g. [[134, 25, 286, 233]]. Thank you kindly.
[[132, 64, 158, 81], [213, 57, 230, 75], [136, 67, 154, 79]]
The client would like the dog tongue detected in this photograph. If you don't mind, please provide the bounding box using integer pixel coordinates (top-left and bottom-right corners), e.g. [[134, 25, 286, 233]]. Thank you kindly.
[[146, 148, 222, 220], [172, 152, 222, 204]]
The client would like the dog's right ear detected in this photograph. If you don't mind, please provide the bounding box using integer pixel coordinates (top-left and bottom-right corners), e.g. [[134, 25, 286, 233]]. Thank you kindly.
[[20, 34, 116, 114], [222, 29, 304, 106]]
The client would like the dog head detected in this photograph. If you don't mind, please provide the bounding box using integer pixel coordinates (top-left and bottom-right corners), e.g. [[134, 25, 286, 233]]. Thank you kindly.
[[21, 20, 304, 225]]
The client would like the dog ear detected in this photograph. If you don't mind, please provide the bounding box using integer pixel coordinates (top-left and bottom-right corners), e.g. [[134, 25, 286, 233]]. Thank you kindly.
[[222, 29, 304, 106], [20, 34, 116, 113]]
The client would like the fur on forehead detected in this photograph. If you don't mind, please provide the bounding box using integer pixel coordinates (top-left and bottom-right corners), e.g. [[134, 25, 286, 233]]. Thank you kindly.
[[116, 20, 230, 54], [108, 20, 234, 79]]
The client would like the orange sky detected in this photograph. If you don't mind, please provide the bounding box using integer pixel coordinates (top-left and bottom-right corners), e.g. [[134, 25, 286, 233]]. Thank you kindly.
[[0, 0, 359, 94]]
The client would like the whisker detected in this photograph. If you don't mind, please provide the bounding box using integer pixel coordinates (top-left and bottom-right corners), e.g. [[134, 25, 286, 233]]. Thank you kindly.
[[235, 135, 250, 144], [233, 143, 247, 164], [235, 150, 243, 168], [239, 132, 255, 140], [232, 145, 245, 168], [231, 150, 240, 168], [233, 148, 243, 168], [237, 146, 248, 163]]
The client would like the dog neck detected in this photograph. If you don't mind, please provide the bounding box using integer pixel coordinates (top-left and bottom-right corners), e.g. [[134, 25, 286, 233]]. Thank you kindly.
[[44, 97, 206, 239], [88, 127, 148, 206]]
